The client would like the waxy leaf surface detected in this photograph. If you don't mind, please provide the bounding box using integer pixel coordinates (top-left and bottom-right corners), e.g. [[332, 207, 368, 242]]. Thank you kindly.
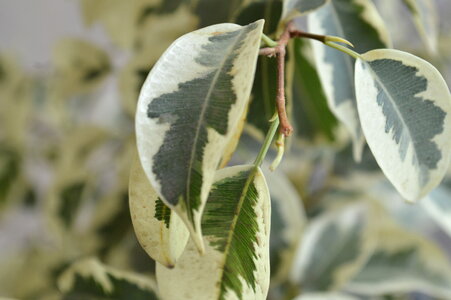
[[157, 165, 271, 300], [136, 21, 264, 251], [355, 49, 451, 201]]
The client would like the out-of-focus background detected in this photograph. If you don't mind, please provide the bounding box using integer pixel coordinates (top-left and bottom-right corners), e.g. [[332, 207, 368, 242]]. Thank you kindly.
[[1, 0, 451, 299]]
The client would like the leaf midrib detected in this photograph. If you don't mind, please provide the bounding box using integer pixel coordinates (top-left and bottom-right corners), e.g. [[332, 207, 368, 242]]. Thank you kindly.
[[218, 166, 259, 299], [363, 60, 421, 168], [185, 28, 246, 222]]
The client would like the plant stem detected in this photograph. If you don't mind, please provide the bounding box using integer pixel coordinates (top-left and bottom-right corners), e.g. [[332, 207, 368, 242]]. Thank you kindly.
[[269, 133, 285, 171], [325, 41, 361, 59], [261, 33, 278, 47], [254, 113, 280, 167]]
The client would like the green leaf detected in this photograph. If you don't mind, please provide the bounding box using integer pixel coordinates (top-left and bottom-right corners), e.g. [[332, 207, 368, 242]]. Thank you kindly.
[[308, 0, 390, 161], [347, 218, 451, 299], [402, 0, 438, 54], [290, 204, 375, 292], [156, 165, 271, 300], [291, 38, 337, 141], [57, 257, 160, 300], [355, 49, 451, 201], [136, 20, 264, 252], [282, 0, 330, 21], [129, 159, 189, 267], [264, 167, 306, 285]]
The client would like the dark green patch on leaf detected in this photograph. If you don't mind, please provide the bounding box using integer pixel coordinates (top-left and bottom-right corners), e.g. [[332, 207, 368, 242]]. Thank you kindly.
[[59, 182, 85, 228], [0, 146, 20, 204], [235, 0, 282, 35], [195, 0, 240, 27], [62, 272, 158, 300], [0, 61, 5, 82], [302, 220, 362, 291], [83, 66, 109, 82], [365, 58, 445, 184], [23, 188, 37, 207], [247, 56, 278, 134], [202, 169, 260, 300], [292, 39, 337, 141], [353, 248, 449, 286], [97, 192, 132, 258], [147, 23, 258, 224], [138, 0, 187, 24], [269, 196, 289, 278], [154, 198, 171, 228]]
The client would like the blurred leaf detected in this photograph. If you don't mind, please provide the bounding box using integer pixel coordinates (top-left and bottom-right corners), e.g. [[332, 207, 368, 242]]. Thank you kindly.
[[58, 257, 159, 300], [80, 0, 162, 48], [51, 39, 110, 98], [308, 0, 390, 161], [0, 55, 32, 147], [59, 181, 86, 229], [290, 204, 375, 292], [291, 38, 337, 141], [0, 146, 21, 205], [282, 0, 329, 22], [347, 216, 451, 299], [355, 49, 451, 201], [194, 0, 242, 27], [135, 21, 264, 251], [422, 184, 451, 238], [240, 0, 285, 137], [294, 293, 358, 300], [156, 165, 271, 300], [264, 167, 306, 285], [402, 0, 438, 54], [235, 0, 283, 35]]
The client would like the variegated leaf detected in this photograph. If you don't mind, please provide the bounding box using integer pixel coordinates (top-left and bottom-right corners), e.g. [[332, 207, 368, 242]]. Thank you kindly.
[[355, 49, 451, 201], [136, 21, 264, 251], [346, 219, 451, 299], [156, 165, 271, 300], [290, 204, 375, 292], [308, 0, 390, 161], [403, 0, 438, 54], [421, 183, 451, 237], [282, 0, 330, 21], [129, 158, 189, 267], [58, 257, 159, 300], [264, 167, 306, 285], [51, 38, 110, 98]]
